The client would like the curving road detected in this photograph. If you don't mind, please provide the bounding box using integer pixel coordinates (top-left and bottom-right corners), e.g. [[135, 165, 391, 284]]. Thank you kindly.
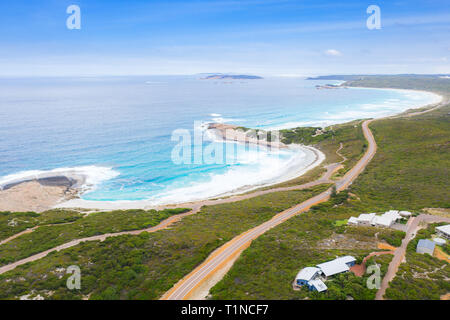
[[162, 119, 377, 300]]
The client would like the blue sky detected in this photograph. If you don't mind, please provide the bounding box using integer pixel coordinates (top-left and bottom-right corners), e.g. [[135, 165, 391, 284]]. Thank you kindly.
[[0, 0, 449, 76]]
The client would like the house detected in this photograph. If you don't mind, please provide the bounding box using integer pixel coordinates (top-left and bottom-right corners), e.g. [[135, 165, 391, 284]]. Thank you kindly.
[[316, 256, 356, 278], [294, 256, 356, 293], [436, 225, 450, 240], [416, 239, 435, 255], [372, 215, 394, 228], [308, 279, 328, 292], [295, 267, 321, 287], [347, 217, 359, 225], [399, 211, 412, 217], [357, 213, 376, 226], [383, 210, 401, 221], [433, 237, 446, 246], [294, 267, 327, 292]]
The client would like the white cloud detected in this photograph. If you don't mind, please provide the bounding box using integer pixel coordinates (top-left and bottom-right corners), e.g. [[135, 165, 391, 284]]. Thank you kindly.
[[325, 49, 342, 56]]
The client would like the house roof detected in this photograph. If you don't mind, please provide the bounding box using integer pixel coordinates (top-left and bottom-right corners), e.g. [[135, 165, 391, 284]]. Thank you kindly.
[[348, 217, 358, 224], [399, 211, 412, 216], [295, 267, 321, 282], [382, 211, 400, 220], [373, 215, 394, 227], [417, 239, 435, 250], [436, 224, 450, 236], [358, 213, 376, 222], [317, 259, 350, 277], [309, 279, 328, 292], [334, 255, 356, 264], [433, 237, 446, 246]]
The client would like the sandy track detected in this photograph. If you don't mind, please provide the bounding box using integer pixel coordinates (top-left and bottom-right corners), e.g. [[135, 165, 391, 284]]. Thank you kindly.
[[375, 214, 450, 300]]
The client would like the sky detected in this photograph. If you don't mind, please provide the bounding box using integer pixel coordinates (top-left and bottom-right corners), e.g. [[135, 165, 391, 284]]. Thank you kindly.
[[0, 0, 449, 76]]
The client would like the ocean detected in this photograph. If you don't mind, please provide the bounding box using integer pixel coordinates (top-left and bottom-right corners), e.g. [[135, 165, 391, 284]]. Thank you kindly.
[[0, 76, 441, 206]]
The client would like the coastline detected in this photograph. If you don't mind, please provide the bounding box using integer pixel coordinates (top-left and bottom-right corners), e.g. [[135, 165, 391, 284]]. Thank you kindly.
[[55, 144, 325, 210], [0, 87, 444, 212]]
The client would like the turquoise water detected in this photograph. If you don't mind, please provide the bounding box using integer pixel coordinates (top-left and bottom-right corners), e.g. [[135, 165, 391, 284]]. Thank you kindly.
[[0, 76, 440, 205]]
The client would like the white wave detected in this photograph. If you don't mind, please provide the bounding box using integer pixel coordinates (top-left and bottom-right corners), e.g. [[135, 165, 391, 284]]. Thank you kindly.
[[211, 117, 244, 123], [146, 145, 323, 205], [0, 166, 120, 193]]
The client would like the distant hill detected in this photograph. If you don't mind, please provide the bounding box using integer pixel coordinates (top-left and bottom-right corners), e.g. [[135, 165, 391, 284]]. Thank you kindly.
[[202, 74, 263, 80], [306, 74, 450, 81]]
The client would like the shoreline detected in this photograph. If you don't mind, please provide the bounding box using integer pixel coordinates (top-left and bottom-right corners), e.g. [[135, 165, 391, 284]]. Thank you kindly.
[[0, 87, 444, 212], [55, 144, 325, 210]]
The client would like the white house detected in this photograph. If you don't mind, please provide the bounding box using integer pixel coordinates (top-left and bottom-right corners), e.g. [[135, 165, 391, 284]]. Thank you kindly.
[[436, 225, 450, 240], [294, 267, 327, 292], [294, 256, 356, 293], [383, 210, 401, 221], [347, 217, 359, 225], [372, 215, 395, 228], [316, 256, 356, 278], [357, 213, 376, 226], [399, 211, 412, 217]]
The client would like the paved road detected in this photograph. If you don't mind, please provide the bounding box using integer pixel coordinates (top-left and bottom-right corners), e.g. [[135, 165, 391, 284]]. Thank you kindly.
[[162, 119, 377, 300], [376, 214, 450, 300]]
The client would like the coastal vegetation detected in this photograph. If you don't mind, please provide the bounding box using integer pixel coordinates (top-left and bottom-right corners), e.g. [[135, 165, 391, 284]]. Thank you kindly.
[[279, 119, 366, 177], [385, 223, 449, 300], [0, 208, 190, 266], [0, 185, 329, 299]]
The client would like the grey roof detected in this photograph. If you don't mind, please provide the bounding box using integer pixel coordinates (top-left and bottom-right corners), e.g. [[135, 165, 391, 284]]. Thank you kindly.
[[436, 225, 450, 236], [317, 260, 348, 277], [295, 267, 321, 282], [417, 239, 435, 250], [309, 279, 328, 292]]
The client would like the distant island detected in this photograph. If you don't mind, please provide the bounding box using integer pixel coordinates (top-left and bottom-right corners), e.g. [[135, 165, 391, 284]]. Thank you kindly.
[[201, 74, 263, 80]]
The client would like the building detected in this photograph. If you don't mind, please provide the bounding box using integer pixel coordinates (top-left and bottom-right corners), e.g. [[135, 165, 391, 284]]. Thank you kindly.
[[347, 210, 403, 228], [316, 256, 356, 278], [436, 225, 450, 240], [294, 267, 327, 292], [372, 215, 394, 228], [308, 279, 328, 292], [416, 239, 435, 255], [399, 211, 412, 217], [295, 267, 321, 286], [433, 237, 446, 246], [383, 210, 401, 222], [357, 213, 376, 226], [294, 256, 356, 293], [347, 217, 359, 225]]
